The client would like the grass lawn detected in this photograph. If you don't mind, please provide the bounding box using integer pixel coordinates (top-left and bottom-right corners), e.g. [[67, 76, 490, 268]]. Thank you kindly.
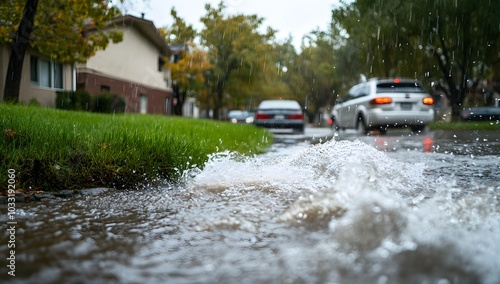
[[429, 120, 500, 131], [1, 104, 272, 191]]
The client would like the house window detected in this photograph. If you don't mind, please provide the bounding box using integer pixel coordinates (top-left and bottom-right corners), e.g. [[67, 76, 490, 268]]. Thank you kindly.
[[30, 56, 63, 89], [158, 57, 164, 72], [140, 94, 148, 114], [101, 85, 110, 92]]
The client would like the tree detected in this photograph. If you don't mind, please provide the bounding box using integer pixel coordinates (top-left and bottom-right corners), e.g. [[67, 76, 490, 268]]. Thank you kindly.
[[161, 8, 196, 45], [199, 1, 275, 119], [160, 8, 202, 116], [1, 0, 123, 102], [409, 0, 500, 120], [296, 30, 339, 122], [257, 38, 299, 104], [2, 0, 38, 102], [331, 0, 427, 80], [165, 44, 212, 115]]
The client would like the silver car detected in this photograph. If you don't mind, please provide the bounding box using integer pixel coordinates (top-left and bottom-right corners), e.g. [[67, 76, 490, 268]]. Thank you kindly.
[[254, 100, 305, 133], [331, 78, 435, 134]]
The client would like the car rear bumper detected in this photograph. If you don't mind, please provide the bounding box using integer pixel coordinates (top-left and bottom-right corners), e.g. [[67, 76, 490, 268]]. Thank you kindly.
[[367, 109, 434, 127], [254, 120, 304, 130]]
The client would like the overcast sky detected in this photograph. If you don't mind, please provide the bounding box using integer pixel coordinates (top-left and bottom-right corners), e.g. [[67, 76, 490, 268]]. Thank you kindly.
[[127, 0, 342, 50]]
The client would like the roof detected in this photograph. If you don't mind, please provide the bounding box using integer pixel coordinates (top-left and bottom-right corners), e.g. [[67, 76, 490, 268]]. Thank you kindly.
[[109, 15, 170, 57]]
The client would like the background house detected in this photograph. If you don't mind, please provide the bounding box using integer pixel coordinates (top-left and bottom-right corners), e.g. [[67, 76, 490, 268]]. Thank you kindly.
[[1, 14, 173, 114], [76, 15, 173, 115], [0, 45, 74, 106]]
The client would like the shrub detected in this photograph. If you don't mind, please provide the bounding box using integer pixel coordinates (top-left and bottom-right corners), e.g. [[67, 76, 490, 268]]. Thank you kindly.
[[56, 90, 91, 111], [92, 93, 126, 113]]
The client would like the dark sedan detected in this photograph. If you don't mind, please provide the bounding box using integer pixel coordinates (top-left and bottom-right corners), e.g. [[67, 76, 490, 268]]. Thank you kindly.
[[254, 100, 305, 133], [227, 110, 254, 124], [461, 107, 500, 121]]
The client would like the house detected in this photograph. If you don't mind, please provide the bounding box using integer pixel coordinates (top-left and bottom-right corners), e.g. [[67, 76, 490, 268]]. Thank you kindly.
[[76, 15, 173, 115], [0, 45, 74, 106], [1, 14, 173, 115]]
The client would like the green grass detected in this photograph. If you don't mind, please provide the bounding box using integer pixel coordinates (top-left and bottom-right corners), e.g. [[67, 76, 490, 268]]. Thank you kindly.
[[429, 120, 500, 131], [0, 103, 273, 191]]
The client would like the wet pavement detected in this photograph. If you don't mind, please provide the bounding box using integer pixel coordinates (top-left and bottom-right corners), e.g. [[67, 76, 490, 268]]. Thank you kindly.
[[1, 127, 499, 283]]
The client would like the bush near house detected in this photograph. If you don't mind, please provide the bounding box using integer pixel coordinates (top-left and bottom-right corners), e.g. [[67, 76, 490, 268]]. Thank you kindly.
[[56, 91, 126, 113], [92, 93, 126, 113], [56, 90, 92, 111], [0, 103, 272, 191]]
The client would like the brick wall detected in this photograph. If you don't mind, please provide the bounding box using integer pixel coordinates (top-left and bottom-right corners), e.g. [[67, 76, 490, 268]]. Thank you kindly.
[[77, 71, 172, 115]]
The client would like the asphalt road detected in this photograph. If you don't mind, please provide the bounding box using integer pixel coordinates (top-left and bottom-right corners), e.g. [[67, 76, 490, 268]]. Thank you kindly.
[[271, 125, 500, 155]]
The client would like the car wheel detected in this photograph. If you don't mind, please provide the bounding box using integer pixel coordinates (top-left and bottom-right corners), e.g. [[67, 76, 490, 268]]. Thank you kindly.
[[378, 126, 387, 135], [357, 116, 369, 135], [411, 125, 426, 133], [332, 118, 340, 132]]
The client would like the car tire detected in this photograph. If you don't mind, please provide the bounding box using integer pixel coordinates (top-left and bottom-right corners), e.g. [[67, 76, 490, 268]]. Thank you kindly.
[[377, 126, 387, 135], [411, 125, 426, 133], [357, 116, 369, 135], [332, 118, 340, 132]]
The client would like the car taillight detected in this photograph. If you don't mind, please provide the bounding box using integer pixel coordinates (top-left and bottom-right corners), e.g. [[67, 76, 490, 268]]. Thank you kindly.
[[370, 97, 393, 104], [422, 97, 434, 105], [288, 113, 304, 120], [255, 113, 270, 119]]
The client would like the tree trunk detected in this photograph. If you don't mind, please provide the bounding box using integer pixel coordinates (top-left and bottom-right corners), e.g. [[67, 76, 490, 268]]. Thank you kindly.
[[172, 83, 184, 116], [3, 0, 39, 103], [213, 79, 224, 120], [174, 91, 185, 116], [449, 90, 463, 122]]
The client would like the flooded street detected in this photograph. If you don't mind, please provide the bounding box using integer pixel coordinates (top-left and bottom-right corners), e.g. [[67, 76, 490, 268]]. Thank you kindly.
[[2, 128, 500, 283]]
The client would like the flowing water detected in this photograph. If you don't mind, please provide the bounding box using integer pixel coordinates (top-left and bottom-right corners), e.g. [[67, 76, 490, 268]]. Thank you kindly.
[[1, 130, 500, 284]]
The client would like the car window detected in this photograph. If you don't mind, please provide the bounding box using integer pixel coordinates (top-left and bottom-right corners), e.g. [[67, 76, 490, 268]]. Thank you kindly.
[[359, 85, 370, 97], [348, 84, 369, 99], [345, 85, 361, 101], [258, 100, 301, 110], [376, 82, 425, 93]]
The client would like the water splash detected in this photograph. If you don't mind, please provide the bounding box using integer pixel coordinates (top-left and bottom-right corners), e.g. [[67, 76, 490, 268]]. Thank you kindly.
[[8, 138, 499, 283], [179, 138, 500, 282]]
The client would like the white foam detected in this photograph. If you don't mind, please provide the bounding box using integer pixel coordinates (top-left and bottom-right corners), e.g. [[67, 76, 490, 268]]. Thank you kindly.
[[179, 138, 500, 282], [184, 139, 425, 196]]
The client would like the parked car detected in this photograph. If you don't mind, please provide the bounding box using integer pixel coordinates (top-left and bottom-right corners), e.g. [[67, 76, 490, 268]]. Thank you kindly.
[[331, 78, 435, 134], [460, 107, 500, 121], [254, 100, 305, 133], [227, 110, 254, 124]]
